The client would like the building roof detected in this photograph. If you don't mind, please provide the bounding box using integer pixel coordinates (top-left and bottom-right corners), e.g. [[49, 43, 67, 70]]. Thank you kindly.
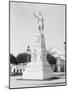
[[26, 45, 31, 51]]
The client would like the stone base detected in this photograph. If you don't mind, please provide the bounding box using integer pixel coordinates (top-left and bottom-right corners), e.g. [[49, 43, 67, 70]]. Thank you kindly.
[[23, 61, 54, 80]]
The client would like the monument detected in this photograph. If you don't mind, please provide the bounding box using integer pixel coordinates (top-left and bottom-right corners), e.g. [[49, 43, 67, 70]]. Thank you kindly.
[[23, 12, 53, 79]]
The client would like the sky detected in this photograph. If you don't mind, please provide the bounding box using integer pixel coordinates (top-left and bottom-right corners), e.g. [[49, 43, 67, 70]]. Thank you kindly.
[[10, 2, 65, 56]]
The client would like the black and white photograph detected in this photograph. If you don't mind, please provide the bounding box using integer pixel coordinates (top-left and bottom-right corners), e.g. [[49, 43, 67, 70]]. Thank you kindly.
[[9, 1, 66, 89]]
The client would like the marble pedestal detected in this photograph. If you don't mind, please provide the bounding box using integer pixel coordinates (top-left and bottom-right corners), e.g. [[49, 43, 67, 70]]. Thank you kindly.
[[23, 32, 53, 80], [23, 61, 53, 79]]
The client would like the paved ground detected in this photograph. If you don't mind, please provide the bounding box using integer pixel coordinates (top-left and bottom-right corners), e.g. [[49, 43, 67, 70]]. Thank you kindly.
[[10, 72, 66, 88]]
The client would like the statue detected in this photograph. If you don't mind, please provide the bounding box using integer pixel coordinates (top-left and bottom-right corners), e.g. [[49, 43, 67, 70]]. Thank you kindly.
[[23, 12, 53, 80], [33, 12, 44, 30]]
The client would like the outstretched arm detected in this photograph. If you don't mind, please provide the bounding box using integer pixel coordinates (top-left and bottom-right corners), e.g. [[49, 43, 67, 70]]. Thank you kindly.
[[33, 12, 39, 20]]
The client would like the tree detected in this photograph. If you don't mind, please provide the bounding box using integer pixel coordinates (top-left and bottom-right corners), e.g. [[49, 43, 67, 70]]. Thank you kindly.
[[47, 53, 57, 65], [47, 53, 57, 72], [10, 54, 18, 65], [16, 53, 31, 64]]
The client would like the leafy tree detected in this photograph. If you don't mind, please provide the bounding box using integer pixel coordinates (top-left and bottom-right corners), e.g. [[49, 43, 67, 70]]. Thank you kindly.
[[47, 53, 57, 72], [16, 53, 31, 64], [10, 54, 18, 65], [47, 53, 57, 65]]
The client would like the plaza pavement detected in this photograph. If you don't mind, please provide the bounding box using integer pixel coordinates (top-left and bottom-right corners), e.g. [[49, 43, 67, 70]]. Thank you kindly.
[[10, 72, 66, 88]]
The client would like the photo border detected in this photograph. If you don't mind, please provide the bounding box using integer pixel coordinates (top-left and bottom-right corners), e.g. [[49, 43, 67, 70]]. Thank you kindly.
[[9, 1, 67, 89]]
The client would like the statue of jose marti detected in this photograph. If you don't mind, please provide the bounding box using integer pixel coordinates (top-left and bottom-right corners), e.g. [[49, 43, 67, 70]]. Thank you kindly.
[[33, 12, 44, 31]]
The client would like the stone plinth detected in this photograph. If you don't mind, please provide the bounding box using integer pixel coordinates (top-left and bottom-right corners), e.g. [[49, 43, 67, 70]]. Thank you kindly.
[[23, 32, 53, 79], [23, 61, 53, 79]]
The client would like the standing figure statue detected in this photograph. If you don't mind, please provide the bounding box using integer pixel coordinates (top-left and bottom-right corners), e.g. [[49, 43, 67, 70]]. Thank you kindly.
[[33, 12, 44, 31]]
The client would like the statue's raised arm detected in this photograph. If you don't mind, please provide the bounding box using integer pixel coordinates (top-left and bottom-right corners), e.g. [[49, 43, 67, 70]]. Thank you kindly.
[[33, 12, 39, 23]]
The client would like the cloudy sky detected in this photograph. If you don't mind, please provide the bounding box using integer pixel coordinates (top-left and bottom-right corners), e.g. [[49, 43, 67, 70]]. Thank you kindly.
[[10, 2, 65, 56]]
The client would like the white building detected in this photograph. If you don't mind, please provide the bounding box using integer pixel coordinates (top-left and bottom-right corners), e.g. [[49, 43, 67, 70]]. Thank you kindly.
[[48, 48, 65, 72]]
